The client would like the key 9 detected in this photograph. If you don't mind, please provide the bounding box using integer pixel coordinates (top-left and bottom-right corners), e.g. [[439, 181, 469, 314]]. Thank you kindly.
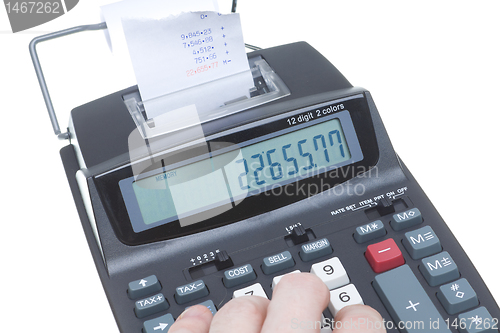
[[323, 265, 334, 275]]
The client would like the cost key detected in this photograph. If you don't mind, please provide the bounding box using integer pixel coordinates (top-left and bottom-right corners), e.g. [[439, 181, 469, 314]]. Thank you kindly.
[[223, 264, 257, 288]]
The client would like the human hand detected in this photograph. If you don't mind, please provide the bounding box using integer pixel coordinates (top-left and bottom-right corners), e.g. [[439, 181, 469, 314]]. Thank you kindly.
[[168, 272, 386, 332]]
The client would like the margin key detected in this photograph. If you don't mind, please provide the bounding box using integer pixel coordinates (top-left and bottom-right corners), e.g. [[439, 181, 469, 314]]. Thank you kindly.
[[373, 265, 451, 333]]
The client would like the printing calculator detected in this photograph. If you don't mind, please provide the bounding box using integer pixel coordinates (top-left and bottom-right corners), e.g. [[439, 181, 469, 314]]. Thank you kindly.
[[34, 41, 499, 332]]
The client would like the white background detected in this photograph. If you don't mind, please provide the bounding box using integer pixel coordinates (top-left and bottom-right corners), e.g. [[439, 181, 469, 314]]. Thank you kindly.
[[1, 1, 499, 332]]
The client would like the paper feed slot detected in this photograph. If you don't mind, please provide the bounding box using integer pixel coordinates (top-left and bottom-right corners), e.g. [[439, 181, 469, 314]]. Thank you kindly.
[[123, 56, 290, 140]]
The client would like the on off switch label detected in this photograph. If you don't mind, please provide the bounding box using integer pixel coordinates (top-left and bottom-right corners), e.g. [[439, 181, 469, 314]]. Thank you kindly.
[[331, 187, 408, 216]]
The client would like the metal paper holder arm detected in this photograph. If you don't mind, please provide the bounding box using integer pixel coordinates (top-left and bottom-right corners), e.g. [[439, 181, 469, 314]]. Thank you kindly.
[[29, 22, 108, 140]]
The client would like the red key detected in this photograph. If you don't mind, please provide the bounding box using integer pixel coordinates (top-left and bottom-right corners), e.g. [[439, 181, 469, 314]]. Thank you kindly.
[[365, 238, 405, 273]]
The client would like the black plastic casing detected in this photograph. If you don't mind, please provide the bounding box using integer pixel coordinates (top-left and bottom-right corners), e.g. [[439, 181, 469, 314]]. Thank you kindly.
[[61, 42, 499, 333]]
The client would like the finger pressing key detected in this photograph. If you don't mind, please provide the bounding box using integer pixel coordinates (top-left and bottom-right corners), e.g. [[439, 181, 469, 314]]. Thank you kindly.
[[168, 304, 213, 333], [261, 272, 330, 333], [209, 295, 270, 333], [333, 304, 387, 332]]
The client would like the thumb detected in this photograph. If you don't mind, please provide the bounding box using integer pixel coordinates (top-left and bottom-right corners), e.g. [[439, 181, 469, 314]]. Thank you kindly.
[[332, 305, 386, 332], [168, 304, 213, 333]]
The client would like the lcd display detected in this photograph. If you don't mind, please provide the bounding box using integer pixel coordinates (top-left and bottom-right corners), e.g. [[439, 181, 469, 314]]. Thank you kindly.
[[120, 111, 363, 232]]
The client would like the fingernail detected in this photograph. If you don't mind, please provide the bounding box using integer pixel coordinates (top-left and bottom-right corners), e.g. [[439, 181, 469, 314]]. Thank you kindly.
[[178, 305, 206, 320]]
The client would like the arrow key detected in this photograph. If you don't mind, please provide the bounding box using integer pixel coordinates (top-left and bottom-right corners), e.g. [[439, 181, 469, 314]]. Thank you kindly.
[[143, 313, 175, 333], [128, 275, 162, 300]]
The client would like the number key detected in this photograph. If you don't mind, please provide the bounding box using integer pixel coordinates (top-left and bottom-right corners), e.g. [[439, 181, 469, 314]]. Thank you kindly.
[[232, 283, 268, 299], [328, 284, 363, 316], [310, 257, 349, 290]]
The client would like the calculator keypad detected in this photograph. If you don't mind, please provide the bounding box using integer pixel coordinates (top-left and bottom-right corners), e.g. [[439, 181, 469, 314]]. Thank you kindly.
[[124, 205, 497, 332], [370, 207, 495, 333]]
